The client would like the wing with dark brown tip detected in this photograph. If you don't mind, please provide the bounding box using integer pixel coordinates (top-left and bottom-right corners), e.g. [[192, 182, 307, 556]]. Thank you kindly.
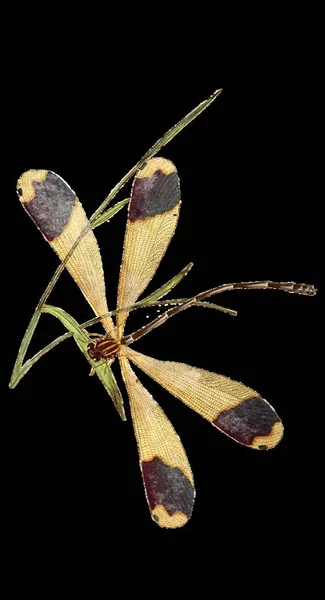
[[119, 355, 195, 528], [17, 169, 115, 336], [116, 157, 181, 338], [125, 347, 284, 450]]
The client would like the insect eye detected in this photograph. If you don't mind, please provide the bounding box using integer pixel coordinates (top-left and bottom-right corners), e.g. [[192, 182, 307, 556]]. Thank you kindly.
[[17, 188, 23, 196]]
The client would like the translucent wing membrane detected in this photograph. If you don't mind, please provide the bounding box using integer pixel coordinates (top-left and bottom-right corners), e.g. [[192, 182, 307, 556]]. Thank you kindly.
[[17, 170, 116, 336], [119, 355, 195, 528], [116, 158, 181, 338], [15, 91, 313, 530], [125, 347, 284, 450]]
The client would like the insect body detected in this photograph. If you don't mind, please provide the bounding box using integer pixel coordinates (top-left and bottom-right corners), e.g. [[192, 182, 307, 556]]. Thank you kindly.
[[16, 158, 316, 528], [88, 336, 121, 362]]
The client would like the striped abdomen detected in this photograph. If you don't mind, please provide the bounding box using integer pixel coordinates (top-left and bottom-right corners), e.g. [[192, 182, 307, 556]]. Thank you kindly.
[[88, 336, 121, 362]]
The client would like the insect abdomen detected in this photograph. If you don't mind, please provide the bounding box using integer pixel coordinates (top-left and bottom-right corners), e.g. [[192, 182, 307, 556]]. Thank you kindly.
[[95, 337, 120, 359]]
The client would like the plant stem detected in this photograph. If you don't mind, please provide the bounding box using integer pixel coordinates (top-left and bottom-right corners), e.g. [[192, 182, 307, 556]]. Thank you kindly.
[[91, 89, 222, 222], [10, 88, 223, 388]]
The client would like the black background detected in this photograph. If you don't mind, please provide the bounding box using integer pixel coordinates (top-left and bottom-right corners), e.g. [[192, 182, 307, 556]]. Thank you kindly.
[[3, 19, 322, 581]]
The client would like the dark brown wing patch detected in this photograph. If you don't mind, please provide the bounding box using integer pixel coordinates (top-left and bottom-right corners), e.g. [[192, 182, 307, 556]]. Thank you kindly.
[[142, 457, 194, 520], [116, 157, 181, 338], [214, 397, 281, 448], [125, 347, 284, 450], [130, 171, 180, 221], [119, 355, 194, 528], [19, 171, 75, 241], [17, 169, 116, 336]]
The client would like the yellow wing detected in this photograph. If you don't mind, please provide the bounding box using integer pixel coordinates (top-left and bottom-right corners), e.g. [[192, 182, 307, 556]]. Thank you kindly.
[[119, 355, 195, 528], [125, 347, 284, 450], [116, 157, 181, 338], [17, 170, 115, 336]]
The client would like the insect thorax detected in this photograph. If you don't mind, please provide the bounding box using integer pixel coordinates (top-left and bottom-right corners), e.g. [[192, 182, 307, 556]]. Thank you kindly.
[[87, 335, 121, 361]]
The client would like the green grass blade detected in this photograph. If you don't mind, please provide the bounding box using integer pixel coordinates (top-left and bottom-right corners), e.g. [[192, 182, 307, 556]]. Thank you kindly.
[[10, 293, 236, 385], [42, 305, 126, 421], [91, 198, 129, 229], [91, 89, 223, 221], [176, 300, 237, 316], [9, 330, 71, 388], [10, 264, 193, 379], [137, 263, 193, 307], [10, 89, 222, 391]]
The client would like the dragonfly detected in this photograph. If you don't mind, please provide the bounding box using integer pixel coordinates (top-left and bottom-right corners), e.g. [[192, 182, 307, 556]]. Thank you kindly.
[[17, 159, 316, 528]]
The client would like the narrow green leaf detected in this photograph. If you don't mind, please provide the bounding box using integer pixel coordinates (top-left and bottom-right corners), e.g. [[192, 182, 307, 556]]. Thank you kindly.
[[42, 305, 126, 421], [9, 264, 193, 379], [9, 330, 71, 389], [91, 198, 129, 229], [10, 293, 235, 385], [9, 312, 42, 388], [137, 263, 194, 307], [170, 297, 236, 316], [10, 88, 222, 391], [91, 89, 223, 221], [42, 305, 89, 342], [59, 298, 237, 331]]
